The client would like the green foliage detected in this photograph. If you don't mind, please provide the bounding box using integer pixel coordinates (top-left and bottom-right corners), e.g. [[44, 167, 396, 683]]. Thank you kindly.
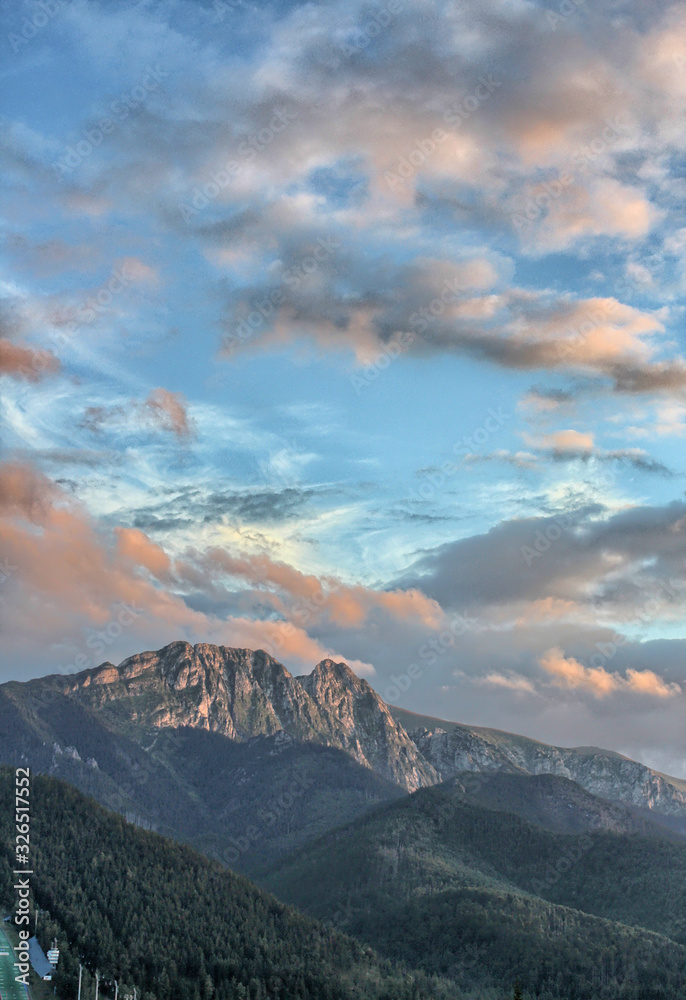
[[261, 779, 686, 998], [0, 770, 452, 1000]]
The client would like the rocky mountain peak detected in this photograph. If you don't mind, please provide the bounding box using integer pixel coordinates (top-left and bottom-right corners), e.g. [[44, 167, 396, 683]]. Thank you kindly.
[[51, 642, 437, 792], [297, 658, 368, 705]]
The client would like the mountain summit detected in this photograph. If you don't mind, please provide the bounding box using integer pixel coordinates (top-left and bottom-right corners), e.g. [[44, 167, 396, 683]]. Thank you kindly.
[[51, 641, 438, 791], [2, 641, 685, 847]]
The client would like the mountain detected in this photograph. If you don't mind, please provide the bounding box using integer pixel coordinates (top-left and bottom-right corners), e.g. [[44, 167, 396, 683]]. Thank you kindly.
[[4, 644, 686, 997], [2, 641, 685, 871], [391, 705, 686, 833], [38, 642, 437, 791], [0, 690, 404, 875], [0, 769, 454, 1000], [0, 643, 433, 871], [260, 775, 686, 999], [451, 770, 682, 837]]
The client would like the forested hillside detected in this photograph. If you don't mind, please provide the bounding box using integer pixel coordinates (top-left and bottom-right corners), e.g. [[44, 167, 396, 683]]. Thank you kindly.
[[0, 770, 452, 1000], [261, 777, 686, 998]]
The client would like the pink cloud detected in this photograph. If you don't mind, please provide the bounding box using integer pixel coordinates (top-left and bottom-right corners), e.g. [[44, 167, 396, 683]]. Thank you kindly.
[[0, 339, 60, 381], [539, 647, 681, 699]]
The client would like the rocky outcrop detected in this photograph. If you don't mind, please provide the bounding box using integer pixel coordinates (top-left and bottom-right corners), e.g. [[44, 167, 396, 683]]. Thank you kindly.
[[409, 724, 686, 822], [296, 659, 438, 790], [56, 642, 436, 791]]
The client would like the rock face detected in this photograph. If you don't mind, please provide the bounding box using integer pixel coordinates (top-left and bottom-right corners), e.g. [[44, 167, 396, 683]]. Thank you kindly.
[[3, 641, 684, 826], [297, 659, 438, 790], [409, 724, 686, 824], [56, 642, 437, 792]]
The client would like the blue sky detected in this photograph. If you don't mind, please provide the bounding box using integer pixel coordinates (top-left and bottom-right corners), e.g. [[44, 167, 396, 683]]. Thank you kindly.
[[1, 0, 686, 774]]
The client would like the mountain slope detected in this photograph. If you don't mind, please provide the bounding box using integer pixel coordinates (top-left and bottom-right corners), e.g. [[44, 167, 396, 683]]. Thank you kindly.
[[7, 642, 436, 792], [260, 776, 686, 998], [0, 687, 405, 874], [390, 706, 686, 831], [0, 769, 454, 1000], [458, 770, 683, 837]]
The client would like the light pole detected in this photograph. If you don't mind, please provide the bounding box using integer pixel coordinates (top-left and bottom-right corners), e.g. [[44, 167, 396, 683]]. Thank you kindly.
[[77, 964, 83, 1000], [95, 971, 100, 1000]]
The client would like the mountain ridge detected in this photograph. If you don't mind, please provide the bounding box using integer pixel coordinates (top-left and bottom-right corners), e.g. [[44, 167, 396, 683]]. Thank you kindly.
[[2, 640, 685, 839]]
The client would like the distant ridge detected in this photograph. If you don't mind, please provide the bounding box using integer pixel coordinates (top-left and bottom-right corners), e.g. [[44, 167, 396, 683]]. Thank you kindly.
[[1, 641, 685, 855]]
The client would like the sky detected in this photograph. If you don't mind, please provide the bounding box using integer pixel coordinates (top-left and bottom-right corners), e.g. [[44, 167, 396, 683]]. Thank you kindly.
[[1, 0, 685, 776]]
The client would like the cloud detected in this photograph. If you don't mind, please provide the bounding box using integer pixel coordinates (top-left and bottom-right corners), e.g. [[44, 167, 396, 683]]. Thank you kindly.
[[115, 527, 172, 581], [0, 462, 378, 680], [526, 179, 661, 251], [129, 484, 316, 530], [142, 388, 193, 438], [518, 431, 673, 475], [82, 388, 195, 439], [540, 646, 681, 699], [5, 0, 686, 403], [180, 546, 443, 632], [526, 429, 595, 452], [0, 339, 60, 381], [481, 672, 537, 694], [399, 500, 686, 613]]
